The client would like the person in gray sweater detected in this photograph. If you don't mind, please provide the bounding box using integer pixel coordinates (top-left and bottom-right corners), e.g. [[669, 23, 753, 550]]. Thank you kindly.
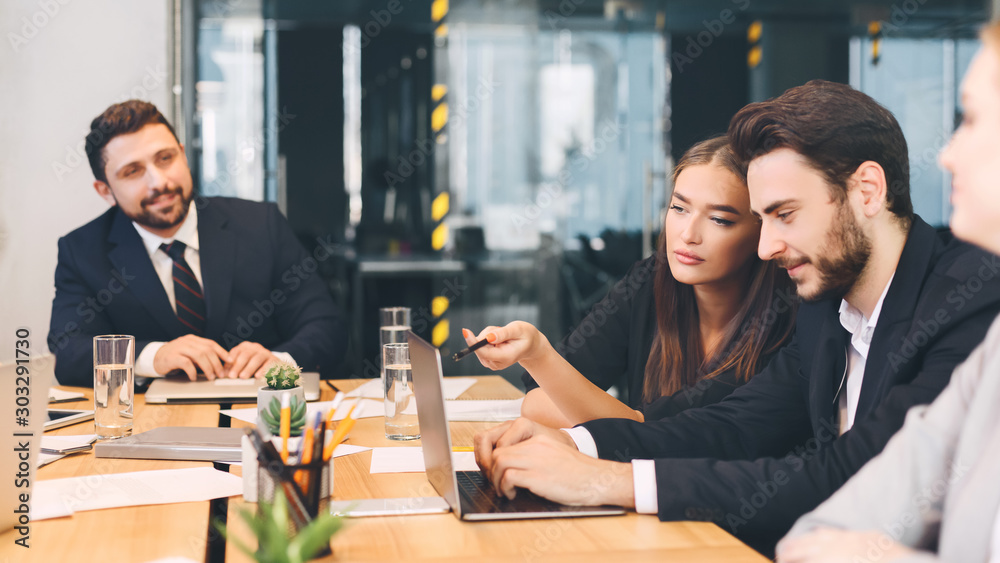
[[777, 21, 1000, 563]]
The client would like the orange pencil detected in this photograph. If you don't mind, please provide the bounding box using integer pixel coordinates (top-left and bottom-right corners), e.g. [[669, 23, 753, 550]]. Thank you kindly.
[[294, 424, 314, 487], [325, 392, 345, 424], [323, 403, 358, 460]]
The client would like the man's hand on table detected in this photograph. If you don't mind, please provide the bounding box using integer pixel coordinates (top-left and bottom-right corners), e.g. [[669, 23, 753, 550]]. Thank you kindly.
[[473, 417, 635, 508], [153, 336, 281, 380]]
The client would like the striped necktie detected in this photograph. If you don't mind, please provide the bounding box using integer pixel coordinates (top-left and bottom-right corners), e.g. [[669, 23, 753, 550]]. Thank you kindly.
[[160, 241, 206, 335]]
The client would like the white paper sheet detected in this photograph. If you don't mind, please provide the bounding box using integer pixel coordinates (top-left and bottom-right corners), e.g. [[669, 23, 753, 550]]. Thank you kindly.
[[48, 388, 85, 403], [346, 377, 477, 400], [397, 398, 523, 421], [369, 447, 478, 474], [219, 398, 383, 425], [445, 399, 523, 421], [30, 467, 242, 521], [37, 452, 67, 468]]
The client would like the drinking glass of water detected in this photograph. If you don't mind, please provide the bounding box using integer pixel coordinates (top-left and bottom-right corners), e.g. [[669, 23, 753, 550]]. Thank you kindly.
[[383, 343, 419, 440], [93, 335, 134, 439], [379, 306, 411, 384]]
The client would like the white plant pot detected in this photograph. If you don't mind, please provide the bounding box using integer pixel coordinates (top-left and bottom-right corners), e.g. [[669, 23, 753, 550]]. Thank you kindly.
[[257, 385, 306, 430]]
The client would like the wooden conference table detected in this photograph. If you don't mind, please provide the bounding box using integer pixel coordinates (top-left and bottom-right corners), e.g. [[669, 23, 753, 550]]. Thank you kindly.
[[14, 377, 767, 563]]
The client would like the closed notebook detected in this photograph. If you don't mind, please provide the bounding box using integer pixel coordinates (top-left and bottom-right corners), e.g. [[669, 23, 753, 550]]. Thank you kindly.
[[94, 427, 244, 462]]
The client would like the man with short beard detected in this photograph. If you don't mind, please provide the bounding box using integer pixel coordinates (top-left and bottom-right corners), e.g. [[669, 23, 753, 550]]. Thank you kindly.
[[48, 100, 346, 386], [471, 80, 1000, 554]]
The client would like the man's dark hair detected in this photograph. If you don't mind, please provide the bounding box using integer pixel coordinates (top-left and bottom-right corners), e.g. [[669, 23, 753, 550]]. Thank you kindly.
[[728, 79, 913, 227], [85, 100, 179, 184]]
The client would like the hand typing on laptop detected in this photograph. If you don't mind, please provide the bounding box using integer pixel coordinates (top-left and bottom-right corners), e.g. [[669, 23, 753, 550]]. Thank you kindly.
[[474, 418, 636, 508], [152, 334, 282, 380]]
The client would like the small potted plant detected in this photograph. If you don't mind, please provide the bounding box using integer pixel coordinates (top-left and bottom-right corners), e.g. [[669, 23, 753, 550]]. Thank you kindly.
[[258, 361, 306, 429], [215, 488, 343, 563]]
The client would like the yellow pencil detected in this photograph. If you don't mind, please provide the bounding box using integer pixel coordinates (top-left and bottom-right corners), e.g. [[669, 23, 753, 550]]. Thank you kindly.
[[279, 391, 291, 463], [451, 446, 474, 452]]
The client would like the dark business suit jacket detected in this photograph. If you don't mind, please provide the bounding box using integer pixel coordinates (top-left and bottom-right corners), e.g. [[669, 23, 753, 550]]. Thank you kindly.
[[581, 217, 1000, 553], [47, 197, 346, 386]]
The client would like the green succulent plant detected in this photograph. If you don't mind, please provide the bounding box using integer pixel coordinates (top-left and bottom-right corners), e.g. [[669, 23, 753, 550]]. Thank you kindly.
[[214, 488, 344, 563], [261, 395, 307, 437], [264, 361, 302, 390]]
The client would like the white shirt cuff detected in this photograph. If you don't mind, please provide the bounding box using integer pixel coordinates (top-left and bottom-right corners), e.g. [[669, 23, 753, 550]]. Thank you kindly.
[[135, 342, 167, 376], [631, 459, 659, 514], [271, 351, 297, 366], [561, 427, 599, 458]]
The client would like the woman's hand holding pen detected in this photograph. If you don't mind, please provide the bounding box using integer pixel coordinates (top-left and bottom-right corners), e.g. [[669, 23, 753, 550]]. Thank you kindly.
[[461, 321, 552, 371]]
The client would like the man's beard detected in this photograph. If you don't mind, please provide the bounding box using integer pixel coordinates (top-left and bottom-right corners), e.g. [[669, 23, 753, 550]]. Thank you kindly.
[[781, 202, 872, 302], [125, 186, 193, 230]]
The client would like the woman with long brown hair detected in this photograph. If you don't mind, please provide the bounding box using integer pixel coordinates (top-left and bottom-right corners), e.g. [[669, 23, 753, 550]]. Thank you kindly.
[[463, 135, 796, 427]]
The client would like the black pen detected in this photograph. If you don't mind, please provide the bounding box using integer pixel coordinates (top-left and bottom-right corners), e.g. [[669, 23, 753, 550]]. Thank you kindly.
[[452, 337, 491, 361]]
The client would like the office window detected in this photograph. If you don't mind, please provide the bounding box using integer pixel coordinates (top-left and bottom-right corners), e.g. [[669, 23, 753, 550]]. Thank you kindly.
[[851, 37, 979, 226]]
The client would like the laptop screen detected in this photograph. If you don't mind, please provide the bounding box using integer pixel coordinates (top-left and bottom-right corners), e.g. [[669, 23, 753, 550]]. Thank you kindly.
[[407, 331, 463, 514]]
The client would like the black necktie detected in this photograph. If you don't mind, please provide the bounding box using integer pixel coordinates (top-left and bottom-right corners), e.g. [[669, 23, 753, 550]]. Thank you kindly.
[[160, 241, 206, 335]]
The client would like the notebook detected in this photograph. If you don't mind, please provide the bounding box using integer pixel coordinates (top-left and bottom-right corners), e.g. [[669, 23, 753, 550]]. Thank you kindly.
[[407, 331, 625, 521], [145, 371, 321, 404], [94, 426, 244, 462]]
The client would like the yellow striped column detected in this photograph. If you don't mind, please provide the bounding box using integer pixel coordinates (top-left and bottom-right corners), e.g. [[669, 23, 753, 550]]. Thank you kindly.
[[747, 20, 763, 69], [868, 21, 882, 66], [431, 0, 450, 348]]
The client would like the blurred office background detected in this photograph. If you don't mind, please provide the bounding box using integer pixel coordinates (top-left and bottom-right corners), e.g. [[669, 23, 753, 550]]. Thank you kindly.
[[1, 0, 994, 383]]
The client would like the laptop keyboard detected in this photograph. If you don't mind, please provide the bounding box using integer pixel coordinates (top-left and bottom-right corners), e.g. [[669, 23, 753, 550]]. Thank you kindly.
[[457, 471, 567, 514]]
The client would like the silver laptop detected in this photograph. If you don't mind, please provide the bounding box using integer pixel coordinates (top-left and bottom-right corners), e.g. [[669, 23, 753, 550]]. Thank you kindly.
[[145, 371, 321, 404], [407, 331, 625, 521], [95, 426, 244, 462]]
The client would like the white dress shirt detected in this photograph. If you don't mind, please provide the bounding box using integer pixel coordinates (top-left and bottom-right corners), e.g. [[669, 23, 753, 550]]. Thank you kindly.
[[836, 272, 895, 435], [563, 272, 898, 515], [131, 202, 294, 376]]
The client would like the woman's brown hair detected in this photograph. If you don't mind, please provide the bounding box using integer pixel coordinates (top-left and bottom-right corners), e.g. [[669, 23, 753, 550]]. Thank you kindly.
[[642, 136, 796, 403]]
